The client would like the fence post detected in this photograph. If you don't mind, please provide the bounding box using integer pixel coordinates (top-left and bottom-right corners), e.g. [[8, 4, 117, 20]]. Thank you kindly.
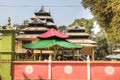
[[48, 54, 52, 79], [87, 55, 91, 80]]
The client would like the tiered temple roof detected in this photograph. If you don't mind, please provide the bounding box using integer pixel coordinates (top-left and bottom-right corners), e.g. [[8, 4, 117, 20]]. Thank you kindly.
[[66, 25, 96, 47], [17, 6, 56, 39]]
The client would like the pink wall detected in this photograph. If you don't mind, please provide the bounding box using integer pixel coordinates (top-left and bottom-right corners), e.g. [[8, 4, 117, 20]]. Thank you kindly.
[[51, 61, 87, 80], [12, 61, 48, 80], [91, 62, 120, 80], [12, 61, 120, 80]]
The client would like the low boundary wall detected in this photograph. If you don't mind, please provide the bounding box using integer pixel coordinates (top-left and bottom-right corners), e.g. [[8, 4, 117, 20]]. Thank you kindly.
[[12, 61, 120, 80]]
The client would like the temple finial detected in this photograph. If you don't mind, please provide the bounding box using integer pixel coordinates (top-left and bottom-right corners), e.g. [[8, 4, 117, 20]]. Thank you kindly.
[[8, 17, 11, 26], [6, 17, 12, 29], [40, 5, 45, 12]]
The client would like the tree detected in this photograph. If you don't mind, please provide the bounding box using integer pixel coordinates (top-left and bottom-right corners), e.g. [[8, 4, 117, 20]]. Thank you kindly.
[[92, 29, 110, 60], [58, 25, 67, 33], [81, 0, 120, 45], [13, 20, 28, 35], [69, 18, 94, 34], [58, 18, 94, 36], [13, 24, 24, 30], [13, 20, 28, 30]]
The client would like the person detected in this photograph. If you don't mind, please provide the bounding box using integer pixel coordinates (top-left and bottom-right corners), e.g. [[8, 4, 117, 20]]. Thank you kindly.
[[26, 49, 32, 58]]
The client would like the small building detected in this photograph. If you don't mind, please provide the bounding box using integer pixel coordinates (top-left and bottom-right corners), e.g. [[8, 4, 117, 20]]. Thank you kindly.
[[106, 48, 120, 61], [66, 25, 96, 60]]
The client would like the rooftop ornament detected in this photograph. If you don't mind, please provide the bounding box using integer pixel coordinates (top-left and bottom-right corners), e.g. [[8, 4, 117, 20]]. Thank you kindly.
[[6, 17, 13, 30]]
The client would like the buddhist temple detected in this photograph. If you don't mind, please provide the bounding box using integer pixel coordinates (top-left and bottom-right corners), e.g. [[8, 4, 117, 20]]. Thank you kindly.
[[15, 6, 96, 61], [66, 24, 96, 60], [15, 6, 57, 59]]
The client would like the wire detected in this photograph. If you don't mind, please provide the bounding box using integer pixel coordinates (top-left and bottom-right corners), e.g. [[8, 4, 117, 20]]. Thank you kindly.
[[0, 5, 82, 7]]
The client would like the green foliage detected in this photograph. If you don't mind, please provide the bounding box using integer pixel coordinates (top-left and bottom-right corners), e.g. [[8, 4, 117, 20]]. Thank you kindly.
[[58, 18, 94, 37], [13, 20, 28, 30], [82, 0, 120, 44], [58, 25, 67, 33], [93, 29, 110, 60], [69, 18, 94, 34], [13, 24, 25, 29]]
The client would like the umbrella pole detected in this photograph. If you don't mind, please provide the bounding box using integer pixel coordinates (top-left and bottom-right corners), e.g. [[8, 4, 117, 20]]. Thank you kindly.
[[54, 46, 58, 61]]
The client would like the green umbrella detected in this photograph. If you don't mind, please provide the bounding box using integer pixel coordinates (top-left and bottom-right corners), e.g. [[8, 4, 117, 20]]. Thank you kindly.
[[22, 39, 84, 49]]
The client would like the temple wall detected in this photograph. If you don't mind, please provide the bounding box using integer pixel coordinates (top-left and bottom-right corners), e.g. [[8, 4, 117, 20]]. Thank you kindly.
[[12, 61, 120, 80]]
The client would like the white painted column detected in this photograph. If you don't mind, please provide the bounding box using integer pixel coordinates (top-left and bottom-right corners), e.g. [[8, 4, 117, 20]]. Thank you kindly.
[[48, 54, 52, 79], [87, 55, 91, 80]]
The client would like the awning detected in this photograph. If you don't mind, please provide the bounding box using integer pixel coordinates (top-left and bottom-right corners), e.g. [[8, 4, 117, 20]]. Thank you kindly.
[[106, 54, 120, 59]]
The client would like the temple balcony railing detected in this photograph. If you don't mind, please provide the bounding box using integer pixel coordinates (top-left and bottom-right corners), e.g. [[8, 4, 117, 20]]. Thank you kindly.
[[14, 52, 87, 61]]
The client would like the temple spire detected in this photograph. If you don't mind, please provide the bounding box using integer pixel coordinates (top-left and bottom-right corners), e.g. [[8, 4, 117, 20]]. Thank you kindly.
[[6, 17, 12, 29], [40, 5, 45, 12]]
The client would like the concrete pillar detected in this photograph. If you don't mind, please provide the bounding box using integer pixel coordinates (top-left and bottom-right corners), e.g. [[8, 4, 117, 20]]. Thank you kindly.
[[0, 17, 15, 80], [91, 47, 95, 61], [87, 55, 91, 80]]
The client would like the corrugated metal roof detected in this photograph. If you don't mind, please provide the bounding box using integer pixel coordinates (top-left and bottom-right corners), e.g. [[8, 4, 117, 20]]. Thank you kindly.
[[106, 54, 120, 59], [113, 49, 120, 53]]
